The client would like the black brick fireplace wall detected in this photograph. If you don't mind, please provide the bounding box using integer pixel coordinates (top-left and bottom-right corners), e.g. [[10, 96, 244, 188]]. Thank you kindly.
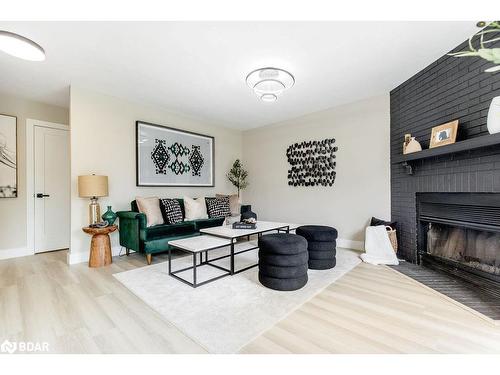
[[390, 33, 500, 263]]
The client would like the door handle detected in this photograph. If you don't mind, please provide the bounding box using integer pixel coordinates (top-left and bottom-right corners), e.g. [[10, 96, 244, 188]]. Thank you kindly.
[[36, 193, 50, 198]]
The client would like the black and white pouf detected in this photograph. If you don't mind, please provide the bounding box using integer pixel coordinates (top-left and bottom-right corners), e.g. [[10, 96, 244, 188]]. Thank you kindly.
[[258, 233, 309, 291], [296, 225, 338, 270]]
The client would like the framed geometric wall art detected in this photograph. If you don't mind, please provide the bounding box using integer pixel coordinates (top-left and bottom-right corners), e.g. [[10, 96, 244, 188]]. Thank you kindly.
[[0, 114, 17, 198], [136, 121, 215, 187]]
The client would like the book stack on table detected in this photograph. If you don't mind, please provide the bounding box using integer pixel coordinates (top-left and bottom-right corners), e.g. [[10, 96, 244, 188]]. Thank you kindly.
[[232, 222, 256, 229]]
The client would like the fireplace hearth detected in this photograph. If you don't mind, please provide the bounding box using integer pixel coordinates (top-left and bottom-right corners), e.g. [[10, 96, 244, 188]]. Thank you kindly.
[[417, 193, 500, 296]]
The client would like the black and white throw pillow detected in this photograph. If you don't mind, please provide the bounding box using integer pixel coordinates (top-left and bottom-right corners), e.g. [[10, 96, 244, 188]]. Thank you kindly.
[[206, 196, 231, 218], [160, 198, 184, 224]]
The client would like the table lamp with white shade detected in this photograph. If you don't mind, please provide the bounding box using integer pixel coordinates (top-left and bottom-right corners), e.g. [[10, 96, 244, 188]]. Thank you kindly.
[[78, 175, 108, 225]]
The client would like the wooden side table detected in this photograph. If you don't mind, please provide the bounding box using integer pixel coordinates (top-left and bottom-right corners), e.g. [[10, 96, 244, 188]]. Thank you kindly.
[[82, 225, 118, 268]]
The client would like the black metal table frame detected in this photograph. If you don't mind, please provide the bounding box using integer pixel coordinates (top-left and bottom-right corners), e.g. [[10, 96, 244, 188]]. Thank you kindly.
[[168, 224, 290, 288]]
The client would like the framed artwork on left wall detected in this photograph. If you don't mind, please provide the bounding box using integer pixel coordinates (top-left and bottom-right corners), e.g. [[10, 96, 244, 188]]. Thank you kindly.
[[136, 121, 215, 187], [0, 114, 17, 198]]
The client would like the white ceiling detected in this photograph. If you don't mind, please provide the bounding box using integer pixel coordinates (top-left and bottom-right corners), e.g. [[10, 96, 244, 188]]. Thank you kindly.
[[0, 21, 478, 130]]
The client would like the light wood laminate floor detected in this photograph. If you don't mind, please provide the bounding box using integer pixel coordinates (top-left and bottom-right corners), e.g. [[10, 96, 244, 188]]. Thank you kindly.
[[1, 250, 499, 354]]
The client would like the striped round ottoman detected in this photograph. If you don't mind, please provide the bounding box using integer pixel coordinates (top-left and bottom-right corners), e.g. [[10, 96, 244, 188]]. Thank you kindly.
[[296, 225, 338, 270], [258, 233, 308, 291]]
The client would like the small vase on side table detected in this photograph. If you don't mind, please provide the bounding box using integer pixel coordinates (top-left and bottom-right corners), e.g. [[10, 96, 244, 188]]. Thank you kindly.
[[102, 206, 117, 225]]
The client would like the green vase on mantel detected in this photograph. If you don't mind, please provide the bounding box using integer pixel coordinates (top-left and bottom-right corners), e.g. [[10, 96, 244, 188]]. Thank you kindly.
[[102, 206, 117, 225]]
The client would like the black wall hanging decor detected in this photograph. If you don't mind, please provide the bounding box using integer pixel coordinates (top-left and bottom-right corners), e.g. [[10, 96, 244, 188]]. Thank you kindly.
[[286, 138, 337, 187]]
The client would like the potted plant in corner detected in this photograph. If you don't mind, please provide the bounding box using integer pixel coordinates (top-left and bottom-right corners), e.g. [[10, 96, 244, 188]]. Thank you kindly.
[[227, 159, 249, 197]]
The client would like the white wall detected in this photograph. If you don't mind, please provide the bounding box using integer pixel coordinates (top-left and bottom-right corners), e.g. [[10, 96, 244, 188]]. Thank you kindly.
[[242, 95, 391, 249], [69, 87, 242, 263], [0, 93, 68, 258]]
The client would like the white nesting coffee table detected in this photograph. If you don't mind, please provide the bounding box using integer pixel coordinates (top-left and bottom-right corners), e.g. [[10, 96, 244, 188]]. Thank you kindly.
[[167, 221, 292, 287]]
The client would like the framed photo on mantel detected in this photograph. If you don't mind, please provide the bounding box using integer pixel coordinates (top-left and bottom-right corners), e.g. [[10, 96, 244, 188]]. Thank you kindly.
[[136, 121, 215, 187], [429, 120, 459, 149], [0, 114, 17, 198]]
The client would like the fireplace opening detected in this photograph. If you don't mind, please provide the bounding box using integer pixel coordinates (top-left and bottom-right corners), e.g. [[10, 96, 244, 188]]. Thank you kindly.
[[427, 223, 500, 277], [417, 193, 500, 291]]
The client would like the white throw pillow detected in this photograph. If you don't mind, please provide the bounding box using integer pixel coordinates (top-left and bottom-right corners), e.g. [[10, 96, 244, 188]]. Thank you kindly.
[[183, 196, 208, 220], [135, 196, 164, 227]]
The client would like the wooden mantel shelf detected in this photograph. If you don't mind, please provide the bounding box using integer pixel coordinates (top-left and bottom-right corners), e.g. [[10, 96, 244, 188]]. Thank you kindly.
[[392, 133, 500, 175]]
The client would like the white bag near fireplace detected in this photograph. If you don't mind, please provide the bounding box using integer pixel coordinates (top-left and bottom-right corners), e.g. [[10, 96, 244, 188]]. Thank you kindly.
[[361, 225, 399, 265]]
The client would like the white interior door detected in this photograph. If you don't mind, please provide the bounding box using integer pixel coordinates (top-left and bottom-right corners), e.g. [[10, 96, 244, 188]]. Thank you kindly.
[[34, 125, 70, 253]]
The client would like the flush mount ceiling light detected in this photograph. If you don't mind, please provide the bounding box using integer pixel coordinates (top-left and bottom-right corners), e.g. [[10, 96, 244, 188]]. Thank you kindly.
[[261, 93, 277, 102], [246, 67, 294, 102], [0, 31, 45, 61]]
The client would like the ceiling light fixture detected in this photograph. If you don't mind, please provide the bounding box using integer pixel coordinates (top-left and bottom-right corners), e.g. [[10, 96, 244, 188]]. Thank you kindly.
[[0, 31, 45, 61], [246, 67, 294, 102], [260, 93, 277, 102]]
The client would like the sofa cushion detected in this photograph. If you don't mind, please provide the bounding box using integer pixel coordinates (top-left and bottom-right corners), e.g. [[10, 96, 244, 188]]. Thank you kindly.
[[140, 222, 196, 242], [183, 196, 208, 220], [136, 196, 164, 227], [193, 217, 225, 231], [160, 198, 184, 224], [206, 196, 231, 218], [216, 193, 240, 215], [143, 232, 201, 254]]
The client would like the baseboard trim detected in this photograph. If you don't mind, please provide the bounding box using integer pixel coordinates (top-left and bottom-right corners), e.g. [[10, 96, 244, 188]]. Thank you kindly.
[[67, 251, 87, 265], [67, 240, 363, 264], [2, 239, 361, 265], [337, 238, 364, 251], [0, 247, 34, 261], [67, 246, 124, 265]]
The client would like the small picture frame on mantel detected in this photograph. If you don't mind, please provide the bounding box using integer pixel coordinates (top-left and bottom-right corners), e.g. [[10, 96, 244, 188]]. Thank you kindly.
[[429, 120, 459, 149]]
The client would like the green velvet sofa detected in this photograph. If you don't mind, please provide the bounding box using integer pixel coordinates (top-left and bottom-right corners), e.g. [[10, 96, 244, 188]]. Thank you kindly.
[[116, 198, 228, 265]]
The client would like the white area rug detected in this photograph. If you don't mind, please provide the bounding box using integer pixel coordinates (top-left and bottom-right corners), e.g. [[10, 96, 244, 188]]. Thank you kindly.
[[113, 242, 360, 353]]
